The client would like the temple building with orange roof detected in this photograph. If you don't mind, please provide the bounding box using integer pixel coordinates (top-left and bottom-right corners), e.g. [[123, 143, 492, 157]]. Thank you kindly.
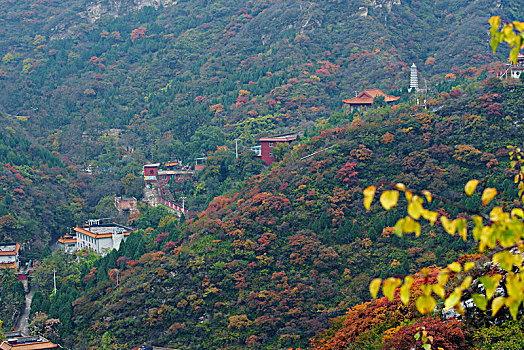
[[57, 232, 77, 254], [342, 88, 400, 113], [73, 220, 134, 256], [0, 243, 20, 269]]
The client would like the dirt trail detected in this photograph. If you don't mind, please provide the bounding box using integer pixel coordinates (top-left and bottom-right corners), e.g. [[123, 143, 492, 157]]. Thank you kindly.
[[16, 284, 34, 333]]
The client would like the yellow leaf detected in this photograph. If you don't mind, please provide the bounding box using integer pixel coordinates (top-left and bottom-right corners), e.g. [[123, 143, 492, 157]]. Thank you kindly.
[[405, 190, 413, 202], [481, 188, 497, 206], [511, 208, 524, 218], [492, 296, 505, 316], [416, 295, 436, 314], [407, 196, 424, 219], [493, 251, 517, 272], [472, 215, 483, 241], [394, 183, 406, 191], [509, 297, 519, 320], [448, 262, 462, 273], [514, 21, 524, 31], [383, 277, 402, 301], [402, 216, 421, 237], [444, 289, 461, 309], [472, 293, 487, 311], [422, 210, 438, 225], [464, 262, 475, 272], [480, 274, 502, 300], [432, 284, 445, 298], [510, 47, 519, 64], [460, 276, 473, 290], [421, 190, 432, 203], [440, 216, 456, 235], [369, 278, 381, 299], [363, 186, 376, 212], [400, 276, 414, 305], [489, 207, 504, 222], [420, 284, 432, 296], [465, 179, 479, 196], [437, 271, 449, 286], [456, 218, 467, 241], [489, 16, 501, 35], [380, 190, 399, 210], [394, 218, 405, 237], [505, 275, 522, 306], [454, 302, 464, 315]]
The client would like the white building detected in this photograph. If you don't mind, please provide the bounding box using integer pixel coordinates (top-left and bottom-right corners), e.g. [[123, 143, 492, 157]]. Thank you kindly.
[[74, 220, 134, 256], [57, 233, 77, 254], [0, 243, 20, 269]]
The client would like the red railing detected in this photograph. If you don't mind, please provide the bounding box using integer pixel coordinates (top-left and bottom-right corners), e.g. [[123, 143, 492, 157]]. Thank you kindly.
[[159, 198, 188, 214]]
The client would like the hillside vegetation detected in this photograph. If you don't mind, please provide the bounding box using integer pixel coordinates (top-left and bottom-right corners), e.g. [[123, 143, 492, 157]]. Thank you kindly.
[[0, 0, 521, 168], [2, 0, 524, 347], [27, 79, 524, 349]]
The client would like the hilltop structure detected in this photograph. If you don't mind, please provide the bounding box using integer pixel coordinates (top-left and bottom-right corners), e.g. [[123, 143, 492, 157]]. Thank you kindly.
[[342, 88, 400, 113]]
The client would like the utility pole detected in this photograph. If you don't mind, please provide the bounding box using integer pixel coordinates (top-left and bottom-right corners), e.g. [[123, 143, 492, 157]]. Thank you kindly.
[[424, 79, 428, 109], [234, 139, 239, 159], [181, 197, 186, 212], [116, 270, 119, 286]]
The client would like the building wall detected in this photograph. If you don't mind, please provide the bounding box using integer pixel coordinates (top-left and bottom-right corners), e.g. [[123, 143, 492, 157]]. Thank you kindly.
[[0, 256, 16, 264], [97, 237, 115, 255], [76, 231, 127, 256], [260, 141, 276, 166], [144, 166, 158, 183], [57, 243, 76, 254], [144, 166, 158, 176]]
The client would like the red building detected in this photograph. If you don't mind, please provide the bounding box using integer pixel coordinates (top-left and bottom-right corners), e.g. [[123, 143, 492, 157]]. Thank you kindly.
[[258, 134, 298, 166], [143, 163, 160, 183], [343, 88, 400, 113], [143, 163, 194, 184]]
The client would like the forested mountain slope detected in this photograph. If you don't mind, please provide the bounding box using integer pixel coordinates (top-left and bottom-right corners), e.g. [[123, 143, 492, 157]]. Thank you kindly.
[[0, 112, 89, 251], [28, 79, 524, 349], [0, 0, 521, 167]]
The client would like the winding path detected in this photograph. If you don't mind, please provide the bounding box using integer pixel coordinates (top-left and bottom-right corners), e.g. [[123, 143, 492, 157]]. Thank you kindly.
[[16, 284, 34, 333]]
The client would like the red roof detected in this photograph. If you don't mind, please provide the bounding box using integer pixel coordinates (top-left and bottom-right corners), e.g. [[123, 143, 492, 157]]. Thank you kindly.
[[342, 88, 400, 105]]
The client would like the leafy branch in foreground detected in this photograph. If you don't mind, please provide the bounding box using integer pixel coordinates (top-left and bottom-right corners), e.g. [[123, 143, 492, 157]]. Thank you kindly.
[[364, 147, 524, 319], [489, 16, 524, 63]]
